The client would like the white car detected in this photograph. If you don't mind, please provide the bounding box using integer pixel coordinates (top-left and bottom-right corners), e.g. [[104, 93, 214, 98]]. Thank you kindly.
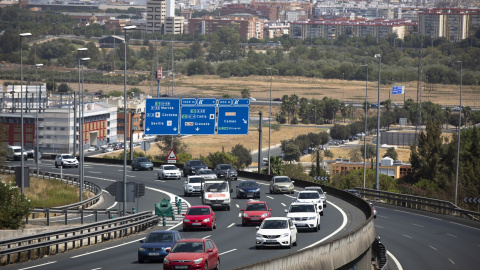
[[285, 202, 321, 232], [55, 154, 79, 168], [304, 186, 327, 207], [88, 146, 96, 152], [256, 217, 297, 249], [196, 168, 217, 180], [295, 191, 323, 216], [183, 176, 204, 197], [157, 165, 181, 180]]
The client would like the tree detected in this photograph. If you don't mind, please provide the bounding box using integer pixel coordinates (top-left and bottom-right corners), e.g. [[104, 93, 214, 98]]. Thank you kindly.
[[383, 147, 398, 160], [360, 144, 376, 160], [283, 142, 301, 163], [349, 148, 363, 162], [240, 89, 250, 98], [155, 136, 188, 160], [205, 151, 237, 168], [268, 156, 284, 175], [58, 83, 70, 93], [0, 178, 32, 229], [324, 149, 334, 159], [231, 144, 252, 169]]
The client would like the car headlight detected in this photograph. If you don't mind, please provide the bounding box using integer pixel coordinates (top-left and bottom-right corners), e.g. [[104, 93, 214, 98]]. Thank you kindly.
[[281, 233, 290, 238], [193, 258, 203, 264], [238, 189, 245, 193], [138, 248, 145, 251], [255, 188, 260, 192], [307, 216, 316, 220], [256, 233, 262, 238], [203, 218, 210, 222], [164, 258, 170, 264], [184, 218, 190, 222], [243, 213, 249, 217], [261, 213, 268, 217]]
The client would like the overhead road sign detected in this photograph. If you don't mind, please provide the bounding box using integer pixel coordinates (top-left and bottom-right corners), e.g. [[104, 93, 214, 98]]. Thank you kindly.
[[180, 98, 217, 135], [145, 98, 180, 135], [392, 86, 405, 95], [217, 98, 250, 135]]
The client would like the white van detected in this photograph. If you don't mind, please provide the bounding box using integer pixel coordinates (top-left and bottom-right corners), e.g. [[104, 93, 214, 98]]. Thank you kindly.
[[202, 179, 233, 211], [7, 146, 27, 161]]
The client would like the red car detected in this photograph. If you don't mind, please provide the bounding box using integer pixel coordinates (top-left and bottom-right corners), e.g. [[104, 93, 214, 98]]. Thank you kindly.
[[240, 201, 271, 226], [163, 238, 220, 270], [183, 205, 216, 231]]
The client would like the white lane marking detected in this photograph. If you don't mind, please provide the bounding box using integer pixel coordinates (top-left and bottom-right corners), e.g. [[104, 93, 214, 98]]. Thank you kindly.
[[236, 204, 239, 208], [238, 213, 242, 218], [91, 268, 102, 270], [88, 171, 101, 174], [412, 223, 424, 227], [18, 261, 57, 270], [266, 196, 274, 200], [107, 202, 118, 210], [449, 258, 455, 264], [298, 201, 348, 251], [402, 234, 412, 239], [446, 233, 457, 238], [429, 245, 437, 251], [202, 235, 211, 239], [219, 249, 237, 256], [387, 251, 404, 270], [375, 225, 383, 229], [284, 194, 296, 199], [156, 180, 165, 182], [449, 221, 480, 231], [71, 239, 140, 258], [392, 209, 441, 221], [227, 223, 235, 228], [281, 203, 286, 207]]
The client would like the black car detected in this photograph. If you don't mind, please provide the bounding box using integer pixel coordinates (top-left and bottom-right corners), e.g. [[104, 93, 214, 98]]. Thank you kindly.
[[236, 180, 261, 199], [213, 164, 238, 180], [131, 157, 154, 171], [183, 160, 208, 176]]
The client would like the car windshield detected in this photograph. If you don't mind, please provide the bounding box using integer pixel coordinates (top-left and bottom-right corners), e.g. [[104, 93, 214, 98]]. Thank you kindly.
[[239, 181, 257, 187], [205, 182, 228, 192], [171, 242, 204, 253], [298, 192, 320, 199], [289, 204, 315, 213], [274, 177, 291, 183], [137, 157, 149, 162], [190, 161, 204, 166], [260, 220, 288, 229], [219, 164, 234, 170], [188, 177, 203, 183], [306, 188, 324, 194], [164, 166, 177, 170], [62, 155, 75, 159], [245, 203, 267, 211], [198, 169, 214, 175], [145, 232, 173, 243], [14, 149, 21, 153], [186, 208, 210, 215]]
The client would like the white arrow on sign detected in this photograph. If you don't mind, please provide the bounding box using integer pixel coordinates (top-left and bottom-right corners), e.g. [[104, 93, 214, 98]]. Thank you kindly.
[[146, 127, 150, 132], [196, 127, 200, 131], [242, 118, 247, 124]]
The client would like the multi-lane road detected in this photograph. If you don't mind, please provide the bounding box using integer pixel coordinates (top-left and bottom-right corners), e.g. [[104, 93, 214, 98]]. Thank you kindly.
[[4, 160, 480, 269]]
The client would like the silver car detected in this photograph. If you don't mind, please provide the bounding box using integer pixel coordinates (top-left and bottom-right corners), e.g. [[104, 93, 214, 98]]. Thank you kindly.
[[196, 168, 217, 180], [305, 186, 328, 207], [55, 154, 79, 168], [157, 165, 181, 180]]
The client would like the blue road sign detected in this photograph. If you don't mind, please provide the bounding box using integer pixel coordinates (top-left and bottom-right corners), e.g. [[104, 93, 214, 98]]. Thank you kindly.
[[180, 98, 216, 135], [144, 99, 180, 135], [392, 86, 404, 95], [217, 99, 250, 135]]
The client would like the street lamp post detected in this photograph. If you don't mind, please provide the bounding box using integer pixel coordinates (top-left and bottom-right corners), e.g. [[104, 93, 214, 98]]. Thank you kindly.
[[19, 32, 32, 195], [374, 54, 381, 191], [360, 64, 368, 189], [266, 68, 273, 175], [123, 25, 136, 216], [80, 57, 90, 202], [76, 48, 88, 158], [454, 61, 462, 205], [35, 63, 43, 177]]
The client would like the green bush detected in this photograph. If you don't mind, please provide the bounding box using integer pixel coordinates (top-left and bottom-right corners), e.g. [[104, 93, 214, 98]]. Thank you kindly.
[[0, 178, 32, 229]]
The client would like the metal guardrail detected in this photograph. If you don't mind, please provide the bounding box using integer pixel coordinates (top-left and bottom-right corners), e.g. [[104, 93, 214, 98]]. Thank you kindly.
[[28, 208, 120, 226], [356, 187, 480, 221], [0, 211, 158, 265]]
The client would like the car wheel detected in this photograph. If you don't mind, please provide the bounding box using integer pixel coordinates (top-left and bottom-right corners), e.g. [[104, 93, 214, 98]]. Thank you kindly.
[[150, 167, 153, 170], [75, 165, 78, 168], [256, 245, 262, 249], [55, 162, 58, 168], [209, 224, 213, 231], [215, 259, 220, 270], [241, 221, 245, 227], [183, 226, 188, 232], [320, 212, 324, 216], [132, 166, 135, 171], [138, 259, 144, 264], [213, 220, 216, 229], [293, 237, 298, 246], [314, 224, 318, 232], [157, 174, 161, 180], [290, 190, 294, 194], [288, 237, 292, 249], [226, 205, 230, 211], [184, 190, 188, 196], [204, 262, 208, 270]]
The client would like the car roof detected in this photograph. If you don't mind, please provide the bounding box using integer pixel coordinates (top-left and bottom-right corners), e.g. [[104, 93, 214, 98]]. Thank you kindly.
[[263, 217, 289, 221], [176, 238, 207, 243], [290, 201, 316, 205], [298, 190, 319, 194], [246, 200, 267, 205]]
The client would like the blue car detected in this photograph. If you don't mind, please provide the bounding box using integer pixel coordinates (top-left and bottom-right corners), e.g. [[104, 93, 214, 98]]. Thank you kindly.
[[138, 230, 183, 263], [236, 180, 261, 199]]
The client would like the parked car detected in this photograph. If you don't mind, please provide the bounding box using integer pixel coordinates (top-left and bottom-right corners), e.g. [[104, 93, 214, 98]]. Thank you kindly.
[[184, 176, 204, 197], [345, 189, 361, 197], [138, 230, 183, 263], [370, 202, 377, 218], [304, 186, 328, 207], [195, 168, 217, 180], [213, 164, 238, 180], [25, 148, 35, 158], [249, 97, 256, 101], [87, 146, 96, 152], [241, 201, 271, 226], [236, 180, 261, 199], [102, 147, 114, 153], [269, 176, 295, 194], [182, 205, 216, 231], [285, 202, 321, 232], [273, 98, 281, 101], [157, 165, 181, 180], [55, 154, 78, 168], [7, 146, 27, 161], [183, 160, 208, 176], [255, 217, 297, 249], [163, 238, 220, 270], [295, 191, 324, 216], [131, 157, 154, 171]]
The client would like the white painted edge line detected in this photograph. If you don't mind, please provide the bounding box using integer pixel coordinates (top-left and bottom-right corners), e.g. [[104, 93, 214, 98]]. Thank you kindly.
[[219, 249, 237, 256], [202, 235, 212, 239], [227, 223, 235, 228], [387, 250, 404, 270], [298, 201, 347, 251], [266, 196, 274, 200], [17, 261, 57, 270], [449, 221, 480, 231], [392, 209, 441, 221]]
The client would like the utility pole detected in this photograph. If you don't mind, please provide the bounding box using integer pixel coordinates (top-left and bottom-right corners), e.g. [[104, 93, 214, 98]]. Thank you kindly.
[[257, 111, 263, 173]]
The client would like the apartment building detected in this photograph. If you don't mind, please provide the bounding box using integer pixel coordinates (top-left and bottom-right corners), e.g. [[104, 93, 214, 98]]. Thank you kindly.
[[419, 8, 480, 42], [221, 2, 312, 21], [188, 15, 264, 40], [147, 0, 185, 35], [330, 157, 412, 179]]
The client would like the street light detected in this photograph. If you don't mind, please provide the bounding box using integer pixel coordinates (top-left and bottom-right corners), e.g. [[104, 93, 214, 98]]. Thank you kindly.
[[80, 57, 90, 202], [374, 54, 381, 191], [76, 48, 88, 158], [360, 64, 368, 189], [123, 25, 136, 216], [266, 68, 273, 175], [35, 63, 43, 177], [454, 61, 462, 205], [19, 32, 32, 195]]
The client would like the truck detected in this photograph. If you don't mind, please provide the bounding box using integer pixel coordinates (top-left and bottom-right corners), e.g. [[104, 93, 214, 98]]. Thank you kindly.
[[7, 146, 27, 161], [201, 178, 233, 211]]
